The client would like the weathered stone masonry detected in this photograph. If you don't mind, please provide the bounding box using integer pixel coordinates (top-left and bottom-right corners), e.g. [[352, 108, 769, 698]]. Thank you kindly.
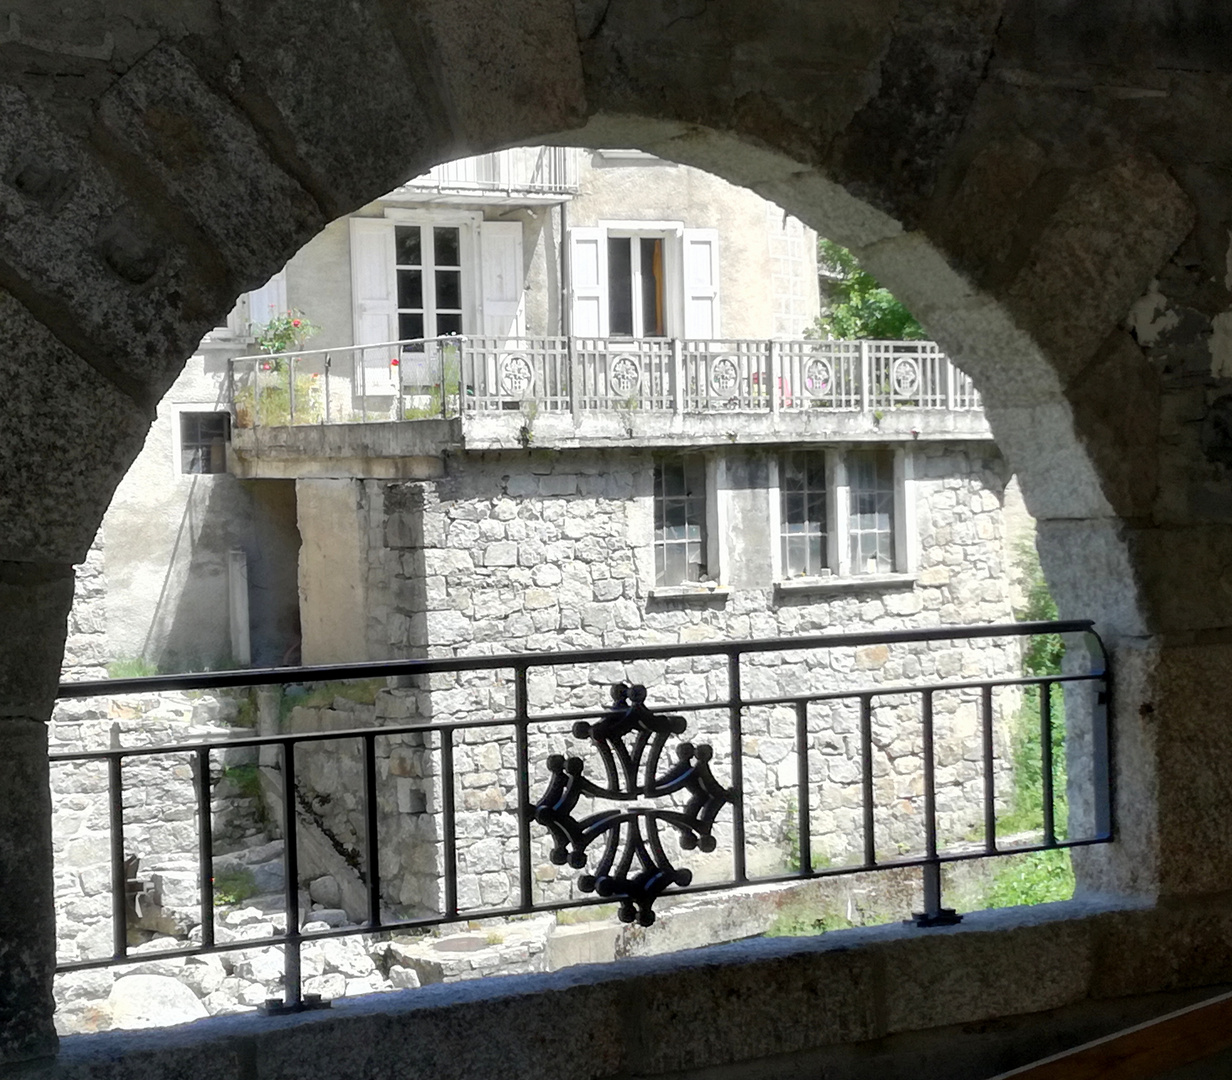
[[281, 441, 1025, 914]]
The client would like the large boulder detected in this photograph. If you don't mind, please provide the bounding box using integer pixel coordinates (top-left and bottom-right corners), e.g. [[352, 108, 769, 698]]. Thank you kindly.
[[107, 975, 208, 1029]]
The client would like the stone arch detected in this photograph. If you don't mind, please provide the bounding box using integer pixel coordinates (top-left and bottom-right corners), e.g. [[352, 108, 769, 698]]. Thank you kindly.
[[5, 2, 1232, 1062]]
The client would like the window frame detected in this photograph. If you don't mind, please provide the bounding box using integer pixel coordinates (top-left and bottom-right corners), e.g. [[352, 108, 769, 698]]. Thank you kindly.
[[599, 220, 684, 339], [382, 209, 480, 345], [173, 407, 231, 477], [770, 447, 916, 591]]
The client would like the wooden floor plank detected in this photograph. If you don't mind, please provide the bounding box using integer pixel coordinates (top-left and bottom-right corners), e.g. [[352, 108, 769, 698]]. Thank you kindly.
[[989, 990, 1232, 1080]]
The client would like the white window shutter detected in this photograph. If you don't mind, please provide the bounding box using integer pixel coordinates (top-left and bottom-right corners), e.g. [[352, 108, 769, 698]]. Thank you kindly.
[[479, 221, 525, 340], [247, 270, 287, 333], [682, 229, 720, 339], [569, 227, 606, 338], [349, 217, 397, 394]]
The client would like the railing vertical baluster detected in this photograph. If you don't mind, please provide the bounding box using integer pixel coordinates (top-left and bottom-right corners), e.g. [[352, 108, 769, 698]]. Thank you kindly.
[[442, 728, 458, 917], [728, 650, 746, 882], [361, 350, 368, 422], [768, 340, 780, 417], [794, 701, 810, 875], [860, 693, 876, 867], [944, 353, 956, 412], [280, 740, 302, 1009], [1041, 680, 1056, 846], [568, 337, 581, 426], [324, 355, 332, 423], [982, 684, 997, 854], [859, 339, 870, 415], [915, 688, 960, 926], [108, 753, 127, 959], [195, 747, 215, 949], [362, 733, 381, 927], [672, 338, 685, 415], [253, 359, 261, 429], [515, 665, 533, 909], [397, 345, 405, 421], [1090, 636, 1113, 840]]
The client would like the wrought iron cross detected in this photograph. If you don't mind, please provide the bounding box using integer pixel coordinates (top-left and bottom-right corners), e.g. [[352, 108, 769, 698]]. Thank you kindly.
[[530, 683, 732, 926]]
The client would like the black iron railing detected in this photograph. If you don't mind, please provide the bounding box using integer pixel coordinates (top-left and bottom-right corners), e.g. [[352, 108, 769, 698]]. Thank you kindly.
[[52, 620, 1110, 1014]]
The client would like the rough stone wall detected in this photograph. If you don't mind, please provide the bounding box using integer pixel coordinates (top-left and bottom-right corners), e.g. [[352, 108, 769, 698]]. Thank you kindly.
[[48, 692, 259, 1031], [325, 443, 1025, 913], [63, 541, 108, 683]]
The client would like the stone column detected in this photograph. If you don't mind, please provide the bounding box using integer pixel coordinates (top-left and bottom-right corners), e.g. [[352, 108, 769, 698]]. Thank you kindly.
[[0, 562, 75, 1064]]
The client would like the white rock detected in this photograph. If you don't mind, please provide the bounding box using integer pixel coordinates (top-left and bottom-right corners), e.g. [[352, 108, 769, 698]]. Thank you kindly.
[[310, 908, 349, 928], [233, 947, 285, 984], [303, 973, 346, 999], [320, 937, 375, 978], [389, 965, 421, 989], [179, 955, 226, 997], [107, 975, 209, 1029], [222, 906, 268, 928]]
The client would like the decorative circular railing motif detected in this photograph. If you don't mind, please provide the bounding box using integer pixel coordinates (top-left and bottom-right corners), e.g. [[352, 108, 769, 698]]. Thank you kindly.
[[500, 354, 534, 398], [709, 356, 741, 399], [804, 356, 834, 399], [608, 355, 641, 397], [891, 357, 921, 398]]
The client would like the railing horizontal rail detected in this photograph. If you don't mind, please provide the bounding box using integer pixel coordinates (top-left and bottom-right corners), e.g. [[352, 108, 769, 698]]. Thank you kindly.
[[51, 619, 1109, 1020], [58, 620, 1094, 698]]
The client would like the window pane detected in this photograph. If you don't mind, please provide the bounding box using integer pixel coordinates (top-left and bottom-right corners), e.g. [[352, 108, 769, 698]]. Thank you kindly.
[[434, 227, 460, 266], [397, 269, 423, 309], [784, 492, 804, 525], [608, 238, 633, 336], [395, 226, 421, 266], [436, 270, 461, 310], [662, 544, 686, 585], [685, 542, 705, 581], [785, 535, 807, 577], [436, 313, 463, 337], [399, 313, 424, 341]]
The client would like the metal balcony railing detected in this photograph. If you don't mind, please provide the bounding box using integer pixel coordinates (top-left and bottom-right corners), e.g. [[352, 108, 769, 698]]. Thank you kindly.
[[53, 621, 1109, 1017], [227, 337, 982, 429], [395, 147, 580, 197]]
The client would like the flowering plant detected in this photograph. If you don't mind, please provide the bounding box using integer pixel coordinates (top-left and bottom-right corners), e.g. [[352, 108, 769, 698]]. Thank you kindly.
[[253, 309, 319, 355]]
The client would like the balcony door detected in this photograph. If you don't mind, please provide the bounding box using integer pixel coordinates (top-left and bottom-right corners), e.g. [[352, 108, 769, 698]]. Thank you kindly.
[[349, 212, 523, 395]]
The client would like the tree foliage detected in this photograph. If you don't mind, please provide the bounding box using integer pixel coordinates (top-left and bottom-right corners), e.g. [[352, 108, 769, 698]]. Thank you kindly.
[[812, 239, 926, 340]]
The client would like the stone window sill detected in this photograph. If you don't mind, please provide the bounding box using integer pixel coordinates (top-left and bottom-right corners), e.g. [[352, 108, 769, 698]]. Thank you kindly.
[[774, 573, 916, 597], [647, 583, 731, 602]]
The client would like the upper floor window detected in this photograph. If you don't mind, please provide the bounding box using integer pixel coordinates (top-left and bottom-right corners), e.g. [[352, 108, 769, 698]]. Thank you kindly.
[[570, 225, 719, 340], [608, 235, 667, 337], [781, 451, 828, 577], [654, 455, 708, 585], [179, 412, 229, 475]]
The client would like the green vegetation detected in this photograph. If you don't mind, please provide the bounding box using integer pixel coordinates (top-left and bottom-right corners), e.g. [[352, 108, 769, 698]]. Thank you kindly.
[[781, 796, 834, 873], [222, 763, 262, 800], [212, 865, 257, 905], [555, 904, 618, 925], [811, 239, 926, 341], [983, 849, 1075, 909], [107, 656, 160, 679], [234, 371, 323, 427], [765, 905, 852, 937], [999, 539, 1067, 838]]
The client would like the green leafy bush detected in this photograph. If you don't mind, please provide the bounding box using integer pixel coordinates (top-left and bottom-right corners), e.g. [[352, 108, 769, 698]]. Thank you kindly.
[[812, 239, 926, 341], [984, 850, 1074, 909], [212, 865, 257, 905]]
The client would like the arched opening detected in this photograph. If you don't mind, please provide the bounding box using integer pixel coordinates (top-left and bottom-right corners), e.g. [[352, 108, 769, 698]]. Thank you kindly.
[[4, 10, 1230, 1072]]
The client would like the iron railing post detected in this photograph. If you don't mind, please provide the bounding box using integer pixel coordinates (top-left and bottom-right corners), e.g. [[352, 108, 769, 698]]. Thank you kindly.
[[194, 746, 215, 950], [913, 689, 961, 927], [108, 753, 127, 959]]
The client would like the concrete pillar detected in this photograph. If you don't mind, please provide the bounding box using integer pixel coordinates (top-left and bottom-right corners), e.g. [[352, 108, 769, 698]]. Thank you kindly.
[[0, 562, 75, 1064]]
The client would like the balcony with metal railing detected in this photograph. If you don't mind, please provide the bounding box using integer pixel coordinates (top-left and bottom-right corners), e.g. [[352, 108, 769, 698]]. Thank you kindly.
[[226, 336, 988, 471], [51, 620, 1108, 1022], [390, 147, 581, 202]]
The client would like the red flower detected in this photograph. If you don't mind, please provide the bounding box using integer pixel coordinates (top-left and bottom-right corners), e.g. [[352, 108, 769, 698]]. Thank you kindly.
[[390, 358, 400, 366], [261, 362, 272, 371], [292, 319, 301, 328]]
